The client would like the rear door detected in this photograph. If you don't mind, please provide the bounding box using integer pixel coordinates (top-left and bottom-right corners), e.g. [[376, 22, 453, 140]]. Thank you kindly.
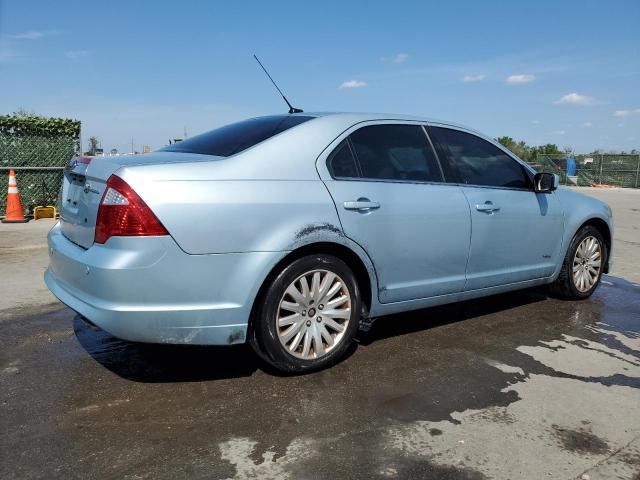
[[428, 126, 564, 290], [320, 123, 471, 303]]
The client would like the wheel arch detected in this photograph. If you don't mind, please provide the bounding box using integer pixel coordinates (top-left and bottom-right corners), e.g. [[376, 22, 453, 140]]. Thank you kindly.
[[580, 217, 612, 273], [248, 241, 374, 336]]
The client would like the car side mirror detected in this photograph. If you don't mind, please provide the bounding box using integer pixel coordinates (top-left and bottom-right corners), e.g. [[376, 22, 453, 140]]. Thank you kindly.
[[534, 172, 559, 193]]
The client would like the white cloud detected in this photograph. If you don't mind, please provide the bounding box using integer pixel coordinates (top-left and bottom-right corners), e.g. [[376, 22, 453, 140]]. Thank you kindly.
[[614, 108, 640, 117], [554, 93, 596, 106], [531, 120, 540, 124], [583, 121, 593, 127], [462, 74, 485, 82], [339, 79, 367, 89], [5, 30, 61, 40], [505, 74, 535, 85], [392, 53, 409, 63], [1, 30, 63, 62], [382, 53, 409, 64], [65, 50, 89, 60], [552, 130, 566, 135]]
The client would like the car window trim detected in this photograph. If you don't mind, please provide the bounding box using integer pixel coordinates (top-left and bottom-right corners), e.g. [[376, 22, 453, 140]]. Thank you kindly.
[[346, 137, 364, 178], [420, 125, 446, 183], [327, 176, 457, 187], [426, 124, 535, 191], [320, 120, 535, 191]]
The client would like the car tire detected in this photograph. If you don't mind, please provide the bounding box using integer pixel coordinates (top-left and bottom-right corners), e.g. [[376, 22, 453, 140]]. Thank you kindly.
[[549, 225, 606, 300], [250, 254, 361, 374]]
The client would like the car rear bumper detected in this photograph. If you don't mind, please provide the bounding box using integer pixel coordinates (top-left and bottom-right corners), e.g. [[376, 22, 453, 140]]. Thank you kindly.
[[45, 222, 284, 345]]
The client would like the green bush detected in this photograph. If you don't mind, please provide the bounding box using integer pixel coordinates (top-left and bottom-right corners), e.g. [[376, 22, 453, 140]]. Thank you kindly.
[[1, 114, 81, 215], [0, 114, 80, 168]]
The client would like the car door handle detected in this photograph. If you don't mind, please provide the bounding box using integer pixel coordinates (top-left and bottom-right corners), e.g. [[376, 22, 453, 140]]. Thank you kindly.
[[343, 199, 380, 212], [475, 201, 501, 213]]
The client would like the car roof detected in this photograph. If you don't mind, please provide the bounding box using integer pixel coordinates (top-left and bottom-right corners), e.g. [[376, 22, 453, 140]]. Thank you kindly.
[[289, 111, 483, 135], [297, 111, 434, 121]]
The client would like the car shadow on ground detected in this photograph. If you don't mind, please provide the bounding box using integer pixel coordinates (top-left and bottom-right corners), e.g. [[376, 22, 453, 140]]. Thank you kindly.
[[73, 315, 261, 382], [356, 287, 549, 346], [73, 287, 550, 383]]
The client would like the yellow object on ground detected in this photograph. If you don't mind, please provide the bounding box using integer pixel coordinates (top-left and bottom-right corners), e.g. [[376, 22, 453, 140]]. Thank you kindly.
[[33, 205, 57, 220]]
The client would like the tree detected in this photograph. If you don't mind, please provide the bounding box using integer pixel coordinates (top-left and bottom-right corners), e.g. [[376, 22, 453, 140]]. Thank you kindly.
[[496, 136, 532, 161], [87, 136, 100, 155], [496, 136, 515, 149], [497, 136, 565, 162], [533, 144, 562, 155]]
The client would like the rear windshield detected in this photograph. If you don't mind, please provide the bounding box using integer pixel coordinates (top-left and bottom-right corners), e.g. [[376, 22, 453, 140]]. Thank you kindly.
[[159, 115, 313, 157]]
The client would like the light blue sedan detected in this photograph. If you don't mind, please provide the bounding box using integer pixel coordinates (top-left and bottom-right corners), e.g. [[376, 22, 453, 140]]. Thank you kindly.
[[46, 113, 613, 372]]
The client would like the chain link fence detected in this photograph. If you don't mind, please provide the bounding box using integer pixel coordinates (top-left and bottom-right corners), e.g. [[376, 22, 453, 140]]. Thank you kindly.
[[530, 153, 640, 188], [1, 133, 77, 217]]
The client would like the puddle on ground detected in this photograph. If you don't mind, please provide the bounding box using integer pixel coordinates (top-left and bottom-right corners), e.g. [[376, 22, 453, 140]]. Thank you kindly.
[[383, 319, 640, 480]]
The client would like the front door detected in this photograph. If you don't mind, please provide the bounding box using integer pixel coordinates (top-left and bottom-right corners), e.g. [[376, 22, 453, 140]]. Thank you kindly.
[[428, 126, 565, 290]]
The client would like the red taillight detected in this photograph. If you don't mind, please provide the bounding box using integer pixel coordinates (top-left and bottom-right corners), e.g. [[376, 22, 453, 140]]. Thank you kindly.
[[94, 175, 168, 244]]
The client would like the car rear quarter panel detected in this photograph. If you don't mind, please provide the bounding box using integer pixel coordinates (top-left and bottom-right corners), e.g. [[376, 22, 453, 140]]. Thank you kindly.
[[121, 174, 342, 254], [114, 116, 370, 255]]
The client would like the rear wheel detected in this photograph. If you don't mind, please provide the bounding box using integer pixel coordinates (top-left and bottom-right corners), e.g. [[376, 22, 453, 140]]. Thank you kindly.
[[549, 225, 606, 299], [250, 254, 361, 373]]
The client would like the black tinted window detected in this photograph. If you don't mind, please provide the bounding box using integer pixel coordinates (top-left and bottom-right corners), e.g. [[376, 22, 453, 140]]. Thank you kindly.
[[430, 127, 531, 189], [349, 125, 443, 182], [328, 140, 359, 178], [160, 115, 313, 157]]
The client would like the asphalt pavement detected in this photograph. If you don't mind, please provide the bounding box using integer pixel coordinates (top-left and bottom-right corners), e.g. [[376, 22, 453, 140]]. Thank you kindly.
[[1, 187, 638, 479]]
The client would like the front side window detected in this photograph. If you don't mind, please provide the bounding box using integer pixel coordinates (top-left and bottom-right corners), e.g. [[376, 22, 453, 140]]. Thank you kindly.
[[429, 127, 531, 189], [349, 125, 443, 182], [160, 115, 313, 157]]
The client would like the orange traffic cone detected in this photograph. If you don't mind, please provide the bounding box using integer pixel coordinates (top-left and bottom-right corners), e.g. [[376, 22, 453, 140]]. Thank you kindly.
[[1, 169, 29, 223]]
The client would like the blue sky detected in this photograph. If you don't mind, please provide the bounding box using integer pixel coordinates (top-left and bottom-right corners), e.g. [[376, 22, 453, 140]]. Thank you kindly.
[[1, 0, 639, 154]]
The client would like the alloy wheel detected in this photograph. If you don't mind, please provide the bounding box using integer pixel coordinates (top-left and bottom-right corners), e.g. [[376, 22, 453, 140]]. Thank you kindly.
[[572, 235, 602, 292], [276, 269, 352, 359]]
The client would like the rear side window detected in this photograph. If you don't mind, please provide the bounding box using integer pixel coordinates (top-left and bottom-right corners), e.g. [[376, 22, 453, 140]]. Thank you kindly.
[[327, 140, 359, 178], [429, 127, 531, 189], [160, 115, 313, 157], [349, 125, 443, 182]]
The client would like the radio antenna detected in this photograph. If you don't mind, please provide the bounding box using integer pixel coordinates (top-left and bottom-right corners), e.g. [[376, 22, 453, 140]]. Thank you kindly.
[[253, 54, 303, 114]]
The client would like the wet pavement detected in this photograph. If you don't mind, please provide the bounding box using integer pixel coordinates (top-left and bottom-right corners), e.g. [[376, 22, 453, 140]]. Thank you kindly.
[[1, 276, 639, 479]]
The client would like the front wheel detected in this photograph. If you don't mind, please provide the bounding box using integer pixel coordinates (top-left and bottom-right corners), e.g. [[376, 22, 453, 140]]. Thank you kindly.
[[549, 225, 606, 299], [250, 254, 361, 373]]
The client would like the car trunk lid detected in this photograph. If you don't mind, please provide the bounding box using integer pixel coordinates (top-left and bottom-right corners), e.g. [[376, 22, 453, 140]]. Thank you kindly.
[[59, 152, 215, 248], [59, 157, 106, 248]]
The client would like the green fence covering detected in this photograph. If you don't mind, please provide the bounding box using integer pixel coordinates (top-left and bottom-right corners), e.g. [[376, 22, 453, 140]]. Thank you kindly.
[[0, 115, 80, 217]]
